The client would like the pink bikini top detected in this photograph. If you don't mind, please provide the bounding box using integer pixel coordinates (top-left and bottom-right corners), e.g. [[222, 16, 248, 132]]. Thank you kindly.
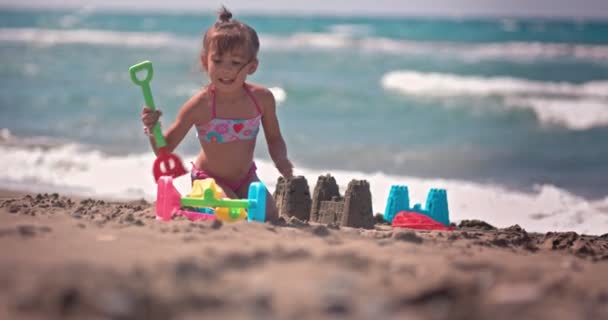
[[195, 84, 262, 144]]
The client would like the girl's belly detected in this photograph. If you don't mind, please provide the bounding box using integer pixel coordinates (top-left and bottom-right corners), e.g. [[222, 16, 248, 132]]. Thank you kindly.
[[195, 139, 257, 181]]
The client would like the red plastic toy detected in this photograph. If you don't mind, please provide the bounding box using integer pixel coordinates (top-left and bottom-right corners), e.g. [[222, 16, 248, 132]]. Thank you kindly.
[[392, 211, 453, 231]]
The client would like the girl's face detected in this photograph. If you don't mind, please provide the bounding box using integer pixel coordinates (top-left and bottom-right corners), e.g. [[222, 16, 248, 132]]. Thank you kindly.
[[202, 45, 258, 92]]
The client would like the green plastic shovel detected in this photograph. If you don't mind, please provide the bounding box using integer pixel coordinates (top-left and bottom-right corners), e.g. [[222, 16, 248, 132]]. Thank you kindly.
[[129, 60, 187, 182]]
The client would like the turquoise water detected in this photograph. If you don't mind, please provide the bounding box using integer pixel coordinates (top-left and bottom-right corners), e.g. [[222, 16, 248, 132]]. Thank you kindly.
[[1, 8, 608, 202]]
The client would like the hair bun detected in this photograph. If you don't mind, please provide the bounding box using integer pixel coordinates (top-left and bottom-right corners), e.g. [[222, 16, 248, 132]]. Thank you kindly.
[[218, 6, 233, 23]]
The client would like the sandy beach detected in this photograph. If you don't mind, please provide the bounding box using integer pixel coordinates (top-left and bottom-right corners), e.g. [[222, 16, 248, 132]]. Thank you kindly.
[[2, 3, 608, 319], [1, 187, 607, 320]]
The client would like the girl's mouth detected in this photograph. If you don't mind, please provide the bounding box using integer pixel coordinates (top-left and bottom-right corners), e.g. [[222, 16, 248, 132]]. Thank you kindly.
[[219, 78, 235, 85]]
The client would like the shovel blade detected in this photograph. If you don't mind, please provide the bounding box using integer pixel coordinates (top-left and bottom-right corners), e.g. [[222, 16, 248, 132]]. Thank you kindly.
[[153, 152, 187, 182]]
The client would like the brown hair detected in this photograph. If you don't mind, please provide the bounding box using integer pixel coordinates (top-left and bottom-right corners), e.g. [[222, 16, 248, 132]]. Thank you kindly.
[[202, 6, 259, 59]]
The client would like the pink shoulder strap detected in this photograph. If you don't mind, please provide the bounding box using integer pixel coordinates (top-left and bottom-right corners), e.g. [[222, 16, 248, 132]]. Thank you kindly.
[[243, 84, 263, 115], [209, 85, 217, 118]]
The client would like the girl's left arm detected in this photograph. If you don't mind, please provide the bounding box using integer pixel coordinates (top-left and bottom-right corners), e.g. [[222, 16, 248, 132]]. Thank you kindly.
[[260, 89, 293, 178]]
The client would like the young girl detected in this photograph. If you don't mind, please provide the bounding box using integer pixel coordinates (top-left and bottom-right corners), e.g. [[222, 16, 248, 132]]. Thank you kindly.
[[141, 6, 293, 221]]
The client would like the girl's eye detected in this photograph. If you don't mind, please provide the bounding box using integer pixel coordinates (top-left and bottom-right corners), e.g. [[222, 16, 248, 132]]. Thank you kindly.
[[232, 61, 242, 66], [212, 59, 221, 63]]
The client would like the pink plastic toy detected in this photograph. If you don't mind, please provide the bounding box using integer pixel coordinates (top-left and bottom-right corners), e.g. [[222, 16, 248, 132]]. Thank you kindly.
[[156, 176, 216, 221]]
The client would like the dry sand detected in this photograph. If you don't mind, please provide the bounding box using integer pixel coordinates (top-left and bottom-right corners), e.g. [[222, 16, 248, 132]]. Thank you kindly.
[[1, 190, 607, 320]]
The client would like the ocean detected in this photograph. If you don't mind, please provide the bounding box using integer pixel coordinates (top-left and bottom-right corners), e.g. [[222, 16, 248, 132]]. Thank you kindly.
[[1, 8, 607, 234]]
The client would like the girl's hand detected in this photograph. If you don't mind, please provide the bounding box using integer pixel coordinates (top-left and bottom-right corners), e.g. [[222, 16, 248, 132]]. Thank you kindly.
[[141, 106, 162, 129], [275, 157, 294, 178]]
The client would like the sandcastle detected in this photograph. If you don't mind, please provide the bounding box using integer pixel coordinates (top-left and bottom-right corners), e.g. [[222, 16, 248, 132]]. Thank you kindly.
[[273, 174, 375, 229], [273, 175, 311, 221]]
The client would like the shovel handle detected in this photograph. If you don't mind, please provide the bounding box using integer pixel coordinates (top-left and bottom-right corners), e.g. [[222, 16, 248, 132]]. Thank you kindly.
[[129, 61, 166, 148]]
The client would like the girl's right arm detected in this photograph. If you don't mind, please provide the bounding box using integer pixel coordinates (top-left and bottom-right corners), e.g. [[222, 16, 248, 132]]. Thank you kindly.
[[141, 94, 202, 155]]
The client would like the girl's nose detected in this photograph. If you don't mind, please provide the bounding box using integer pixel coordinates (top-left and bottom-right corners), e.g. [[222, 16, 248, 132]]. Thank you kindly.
[[219, 63, 237, 73]]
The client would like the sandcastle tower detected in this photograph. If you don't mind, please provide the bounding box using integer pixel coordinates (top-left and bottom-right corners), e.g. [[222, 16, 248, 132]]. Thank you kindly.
[[310, 174, 340, 222], [273, 176, 311, 221], [310, 175, 375, 229], [342, 180, 374, 229]]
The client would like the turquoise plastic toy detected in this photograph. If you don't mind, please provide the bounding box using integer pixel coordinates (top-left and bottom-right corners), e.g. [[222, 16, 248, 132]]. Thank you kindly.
[[384, 185, 450, 227], [384, 185, 410, 224]]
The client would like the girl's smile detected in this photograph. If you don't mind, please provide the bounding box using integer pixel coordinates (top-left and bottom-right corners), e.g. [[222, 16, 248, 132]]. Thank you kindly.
[[218, 77, 235, 85]]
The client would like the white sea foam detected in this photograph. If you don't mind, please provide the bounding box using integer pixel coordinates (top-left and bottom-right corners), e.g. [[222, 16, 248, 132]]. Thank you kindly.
[[382, 70, 608, 130], [262, 33, 608, 61], [504, 97, 608, 130], [263, 32, 353, 50], [0, 28, 191, 48], [0, 140, 606, 235], [382, 71, 608, 98], [2, 28, 608, 62], [327, 24, 373, 36], [269, 87, 287, 105]]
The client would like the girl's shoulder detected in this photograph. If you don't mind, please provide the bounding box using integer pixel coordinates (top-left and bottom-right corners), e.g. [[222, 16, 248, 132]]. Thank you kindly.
[[245, 82, 271, 95], [179, 87, 212, 122], [245, 83, 275, 108], [193, 86, 213, 107], [182, 87, 211, 110]]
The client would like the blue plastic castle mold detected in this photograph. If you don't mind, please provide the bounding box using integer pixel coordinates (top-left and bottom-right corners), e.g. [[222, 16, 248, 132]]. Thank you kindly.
[[384, 185, 410, 223], [425, 188, 449, 227], [384, 185, 450, 226]]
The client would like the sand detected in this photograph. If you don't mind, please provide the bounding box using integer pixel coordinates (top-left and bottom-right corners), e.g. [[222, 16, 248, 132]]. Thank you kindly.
[[1, 190, 607, 320]]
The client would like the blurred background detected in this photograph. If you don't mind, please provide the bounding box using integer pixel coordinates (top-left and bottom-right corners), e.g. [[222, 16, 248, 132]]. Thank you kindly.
[[1, 0, 607, 234]]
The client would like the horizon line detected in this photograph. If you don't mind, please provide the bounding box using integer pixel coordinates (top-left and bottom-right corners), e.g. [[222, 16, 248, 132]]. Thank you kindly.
[[1, 4, 607, 21]]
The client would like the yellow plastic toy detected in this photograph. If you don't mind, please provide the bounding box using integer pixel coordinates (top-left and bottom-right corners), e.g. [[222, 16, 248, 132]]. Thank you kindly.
[[188, 178, 224, 199], [214, 207, 248, 222], [187, 179, 248, 222]]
